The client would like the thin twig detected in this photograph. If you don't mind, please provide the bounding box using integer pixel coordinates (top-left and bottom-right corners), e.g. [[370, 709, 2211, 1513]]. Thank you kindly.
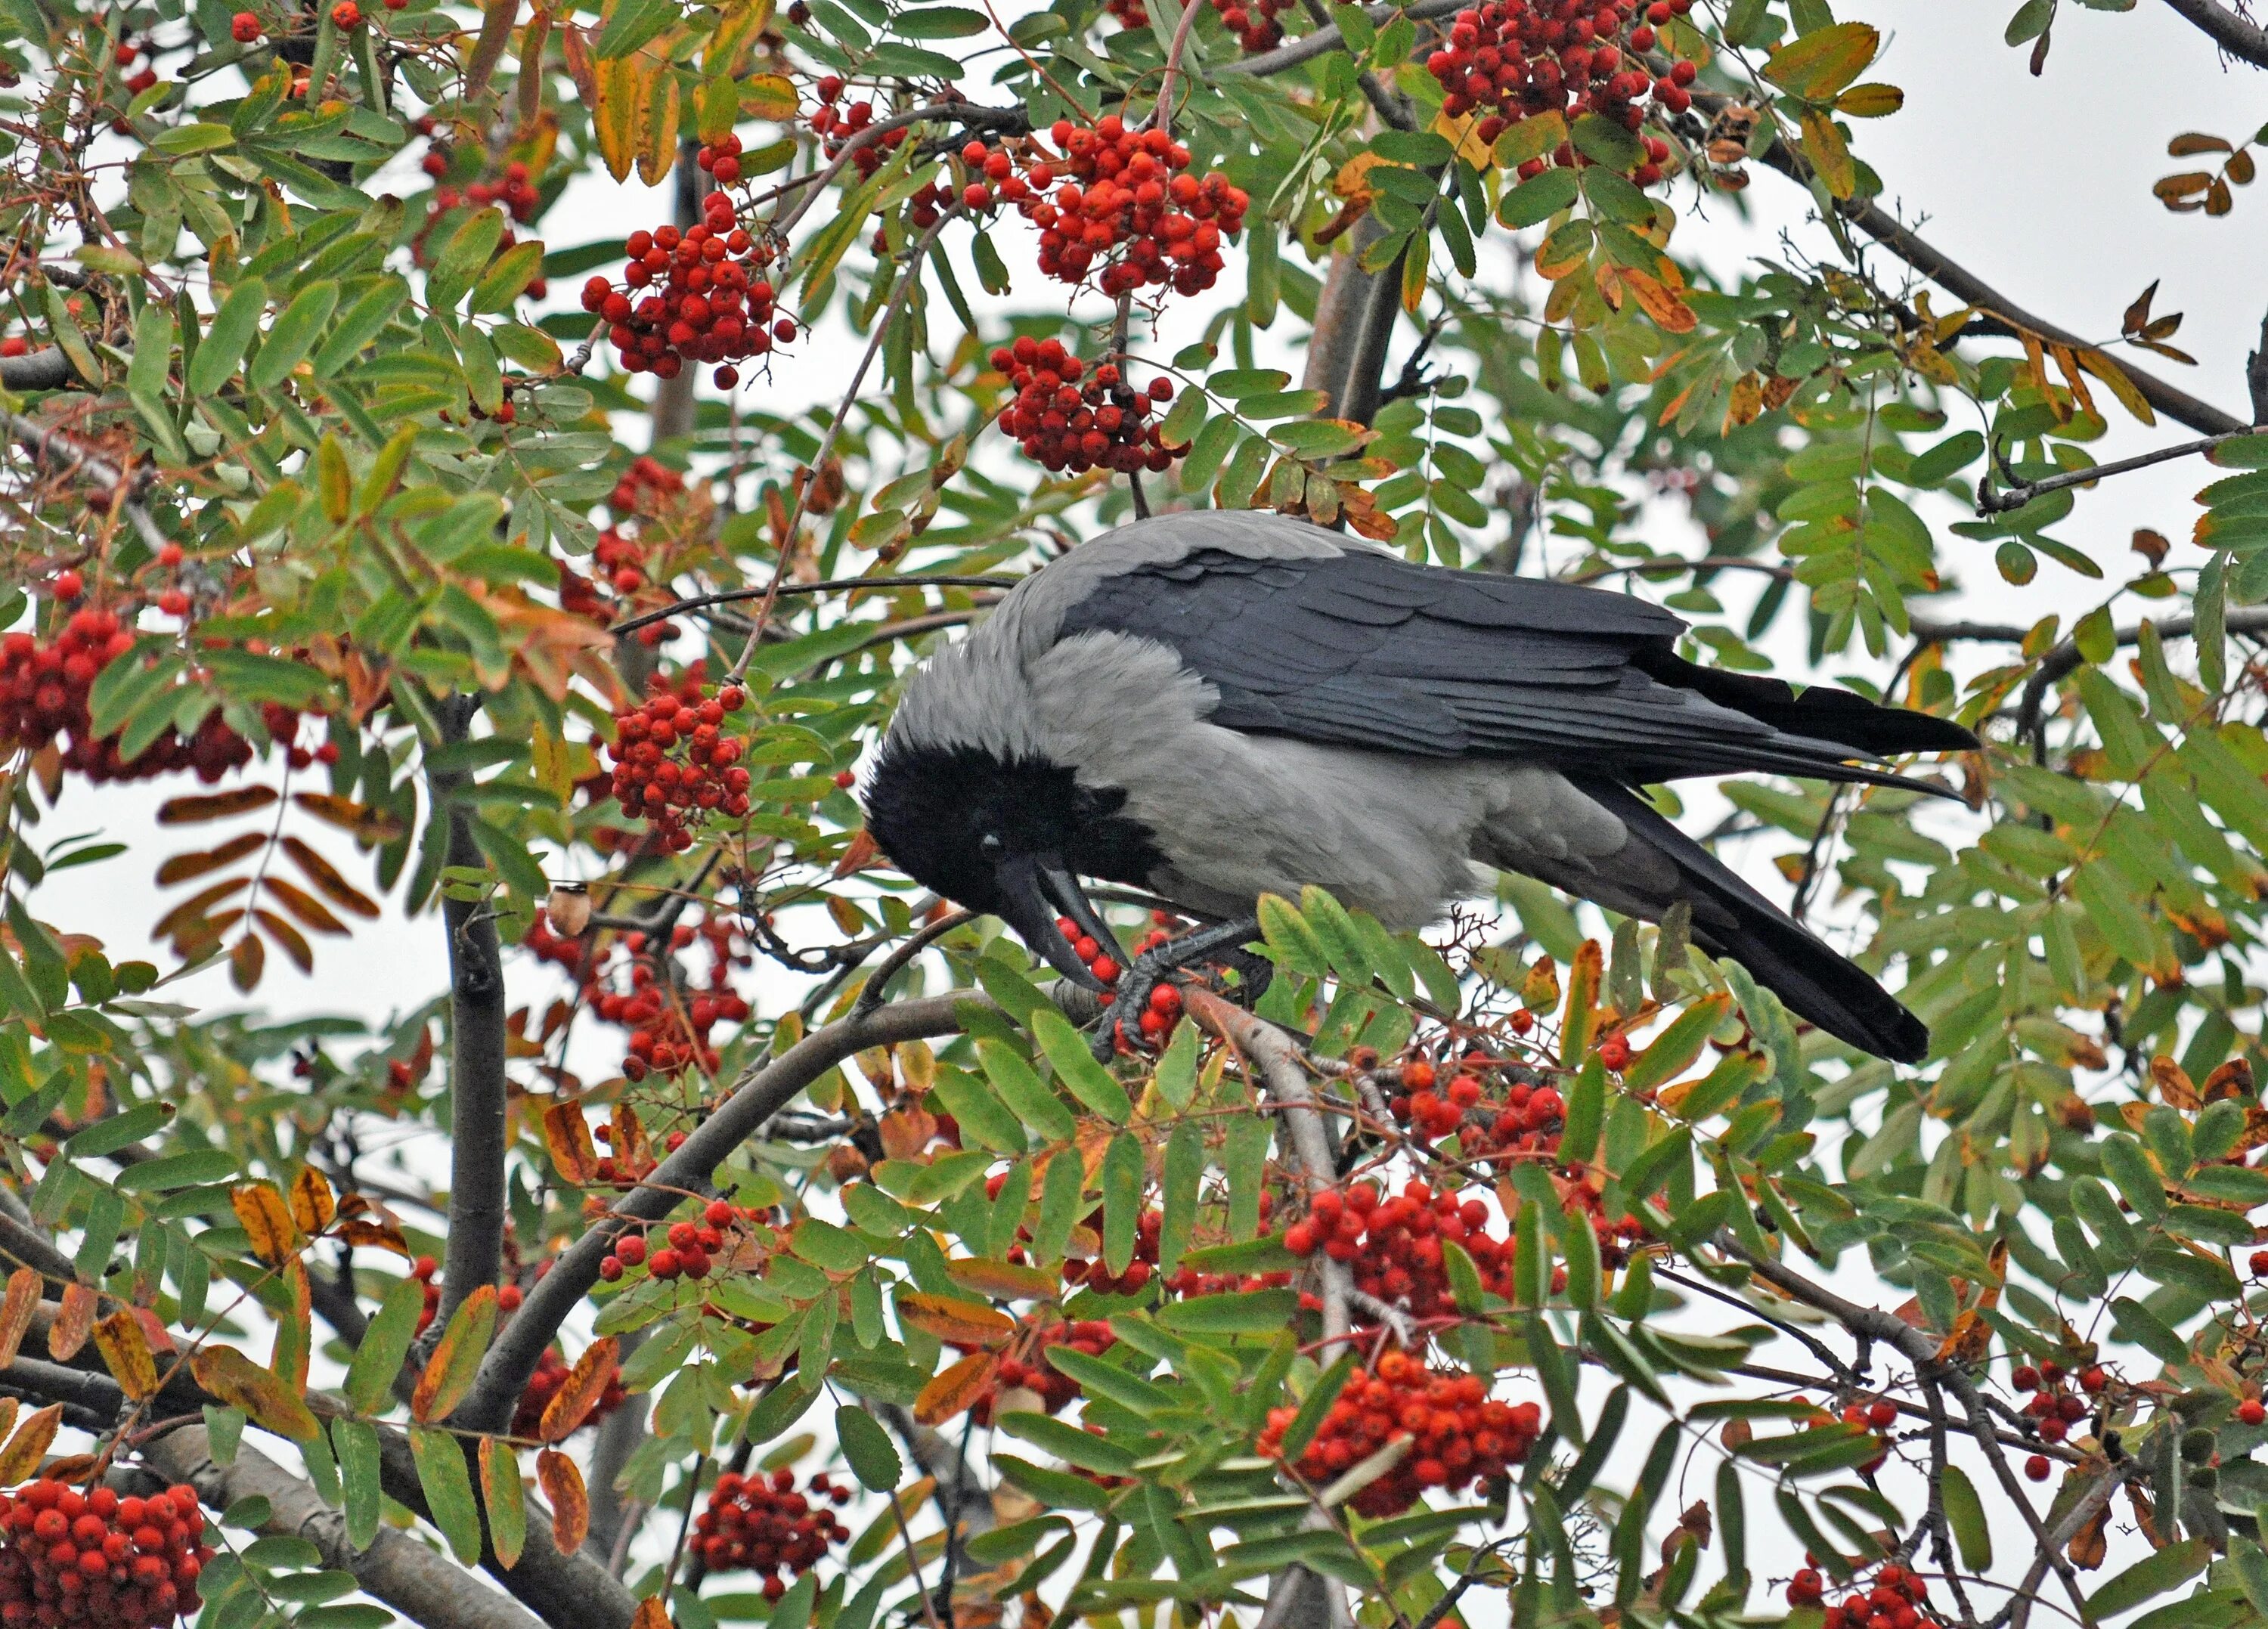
[[1975, 426, 2265, 514]]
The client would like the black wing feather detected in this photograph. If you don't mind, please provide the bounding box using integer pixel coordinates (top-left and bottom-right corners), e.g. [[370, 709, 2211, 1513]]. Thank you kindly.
[[1055, 546, 1975, 785]]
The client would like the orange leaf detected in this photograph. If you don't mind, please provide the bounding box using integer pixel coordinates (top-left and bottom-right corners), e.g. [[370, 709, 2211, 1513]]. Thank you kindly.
[[611, 1104, 649, 1172], [338, 1219, 411, 1256], [413, 1284, 499, 1423], [634, 1597, 674, 1629], [191, 1345, 321, 1440], [0, 1268, 41, 1368], [92, 1310, 158, 1400], [0, 1404, 60, 1482], [538, 1448, 588, 1553], [154, 833, 266, 886], [290, 1166, 336, 1235], [543, 1102, 600, 1185], [895, 1293, 1015, 1347], [232, 1182, 301, 1266], [157, 787, 279, 825], [538, 1338, 621, 1442], [2167, 132, 2235, 156], [913, 1352, 997, 1426], [290, 792, 406, 844], [279, 838, 382, 918], [48, 1284, 96, 1362], [1617, 266, 1696, 334], [0, 1401, 20, 1451]]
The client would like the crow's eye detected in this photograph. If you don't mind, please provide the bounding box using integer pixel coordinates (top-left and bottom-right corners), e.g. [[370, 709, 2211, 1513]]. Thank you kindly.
[[979, 832, 1005, 859]]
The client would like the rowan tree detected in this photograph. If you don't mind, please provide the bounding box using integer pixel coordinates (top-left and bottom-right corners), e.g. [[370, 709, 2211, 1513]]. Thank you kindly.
[[0, 2, 2266, 1629]]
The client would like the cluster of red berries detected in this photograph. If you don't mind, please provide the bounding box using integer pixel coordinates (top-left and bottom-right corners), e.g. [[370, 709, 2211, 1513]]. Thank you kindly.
[[962, 1318, 1121, 1425], [0, 1479, 212, 1629], [559, 457, 684, 634], [603, 674, 754, 850], [597, 1198, 770, 1284], [1047, 913, 1126, 985], [1788, 1563, 1944, 1629], [580, 148, 794, 388], [257, 703, 338, 773], [958, 119, 1250, 300], [1282, 1181, 1520, 1321], [510, 1346, 631, 1437], [1836, 1398, 1898, 1474], [692, 1470, 851, 1598], [413, 127, 547, 286], [1065, 1206, 1162, 1296], [1104, 0, 1293, 53], [2012, 1361, 2102, 1446], [0, 610, 253, 785], [140, 541, 196, 622], [405, 1256, 530, 1336], [809, 79, 909, 179], [993, 342, 1183, 476], [1259, 1349, 1541, 1516], [1427, 0, 1693, 186], [525, 912, 754, 1079], [112, 36, 159, 98]]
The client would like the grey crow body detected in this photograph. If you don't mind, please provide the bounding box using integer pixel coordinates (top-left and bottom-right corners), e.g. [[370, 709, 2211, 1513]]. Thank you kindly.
[[860, 513, 1975, 1064]]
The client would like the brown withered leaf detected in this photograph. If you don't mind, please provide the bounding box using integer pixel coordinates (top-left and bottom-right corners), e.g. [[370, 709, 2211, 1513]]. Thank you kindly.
[[290, 1166, 336, 1234], [155, 833, 267, 887], [914, 1352, 998, 1426], [157, 787, 279, 825], [0, 1268, 41, 1367], [544, 1101, 600, 1185], [876, 1105, 936, 1161], [48, 1284, 97, 1362], [2203, 1058, 2254, 1103], [2150, 1055, 2201, 1110], [895, 1293, 1013, 1346], [291, 793, 406, 845], [280, 838, 382, 918], [2068, 1500, 2111, 1569], [538, 1448, 588, 1553], [1937, 1309, 1993, 1367], [339, 1219, 411, 1256]]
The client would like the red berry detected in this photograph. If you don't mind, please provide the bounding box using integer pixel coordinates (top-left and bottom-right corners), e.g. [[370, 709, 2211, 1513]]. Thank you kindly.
[[230, 10, 261, 38], [2025, 1454, 2050, 1481], [2242, 1399, 2266, 1426], [51, 570, 82, 599], [330, 0, 360, 26]]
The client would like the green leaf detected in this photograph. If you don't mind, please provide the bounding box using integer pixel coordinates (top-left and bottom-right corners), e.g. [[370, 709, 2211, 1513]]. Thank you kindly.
[[1154, 1288, 1300, 1333], [1158, 1122, 1201, 1277], [1101, 1131, 1142, 1277], [335, 1418, 382, 1552], [978, 1041, 1077, 1144], [344, 1274, 426, 1414], [1030, 1010, 1131, 1123], [470, 241, 546, 314], [1256, 893, 1329, 978], [931, 1066, 1027, 1154], [1045, 1344, 1173, 1415], [2109, 1296, 2189, 1367], [187, 278, 268, 395], [313, 275, 410, 376], [1498, 168, 1579, 228], [2100, 1134, 2167, 1222], [480, 1439, 525, 1569], [1940, 1463, 1990, 1570], [2084, 1538, 2210, 1621], [835, 1404, 903, 1491], [249, 279, 339, 389], [408, 1429, 482, 1564], [997, 1411, 1137, 1476], [66, 1102, 173, 1157]]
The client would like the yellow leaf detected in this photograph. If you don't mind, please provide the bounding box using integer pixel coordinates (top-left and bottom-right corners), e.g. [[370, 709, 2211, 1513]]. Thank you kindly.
[[274, 1256, 312, 1390], [1763, 20, 1879, 101], [290, 1166, 336, 1235], [704, 0, 773, 73], [538, 1338, 621, 1442], [233, 1181, 301, 1265], [93, 1310, 159, 1401], [1617, 265, 1697, 333], [896, 1293, 1015, 1346], [913, 1352, 996, 1426], [636, 64, 681, 187], [413, 1284, 499, 1423], [48, 1284, 97, 1362], [1835, 82, 1904, 118], [192, 1346, 321, 1440], [739, 71, 798, 122], [2076, 348, 2157, 427], [1799, 110, 1855, 200], [0, 1405, 61, 1482]]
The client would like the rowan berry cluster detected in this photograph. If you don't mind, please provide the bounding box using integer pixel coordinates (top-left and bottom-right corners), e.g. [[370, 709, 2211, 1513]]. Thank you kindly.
[[1788, 1562, 1945, 1629], [113, 36, 158, 98], [692, 1469, 851, 1599], [1282, 1180, 1514, 1320], [524, 912, 754, 1079], [965, 1318, 1121, 1425], [0, 612, 253, 785], [580, 147, 795, 388], [2012, 1360, 2101, 1445], [418, 141, 544, 224], [956, 119, 1250, 300], [1065, 1206, 1160, 1296], [1047, 912, 1126, 985], [0, 1479, 212, 1629], [559, 457, 685, 633], [1105, 0, 1294, 52], [597, 1199, 770, 1283], [1837, 1398, 1898, 1474], [1427, 0, 1693, 185], [603, 674, 754, 851], [258, 703, 338, 772], [1258, 1349, 1542, 1516], [510, 1346, 631, 1436], [808, 79, 907, 178], [994, 342, 1182, 475]]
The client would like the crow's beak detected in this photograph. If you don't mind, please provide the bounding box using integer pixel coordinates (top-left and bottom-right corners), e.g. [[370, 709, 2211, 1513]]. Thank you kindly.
[[993, 851, 1111, 991]]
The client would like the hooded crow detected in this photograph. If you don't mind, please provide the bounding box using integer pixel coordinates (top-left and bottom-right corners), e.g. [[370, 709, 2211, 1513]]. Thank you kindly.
[[860, 513, 1975, 1064]]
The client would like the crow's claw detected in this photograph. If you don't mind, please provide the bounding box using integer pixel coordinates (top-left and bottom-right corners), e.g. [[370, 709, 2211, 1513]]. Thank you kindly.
[[1086, 916, 1267, 1061]]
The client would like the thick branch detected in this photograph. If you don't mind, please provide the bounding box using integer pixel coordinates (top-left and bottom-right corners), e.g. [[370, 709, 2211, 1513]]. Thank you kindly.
[[432, 695, 509, 1324], [1223, 0, 1464, 76], [2161, 0, 2268, 67], [0, 349, 77, 392], [142, 1425, 549, 1629], [454, 992, 994, 1434]]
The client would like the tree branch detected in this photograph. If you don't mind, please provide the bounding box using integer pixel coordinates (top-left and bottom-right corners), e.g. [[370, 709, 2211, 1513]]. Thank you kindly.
[[0, 348, 78, 392], [453, 991, 996, 1434], [432, 695, 509, 1324], [2249, 305, 2268, 426], [1222, 0, 1465, 76], [142, 1424, 550, 1629], [2161, 0, 2268, 67], [1975, 426, 2266, 513]]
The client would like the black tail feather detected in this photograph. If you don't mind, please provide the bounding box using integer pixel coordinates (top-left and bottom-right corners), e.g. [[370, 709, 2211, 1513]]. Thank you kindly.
[[1582, 781, 1931, 1064], [1636, 647, 1980, 760]]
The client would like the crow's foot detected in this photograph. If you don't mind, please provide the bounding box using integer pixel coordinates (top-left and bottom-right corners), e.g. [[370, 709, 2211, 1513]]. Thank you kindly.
[[1089, 916, 1268, 1061]]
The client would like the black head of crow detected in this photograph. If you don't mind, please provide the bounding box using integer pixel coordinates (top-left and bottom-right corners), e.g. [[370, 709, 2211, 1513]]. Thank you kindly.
[[860, 513, 1976, 1063]]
